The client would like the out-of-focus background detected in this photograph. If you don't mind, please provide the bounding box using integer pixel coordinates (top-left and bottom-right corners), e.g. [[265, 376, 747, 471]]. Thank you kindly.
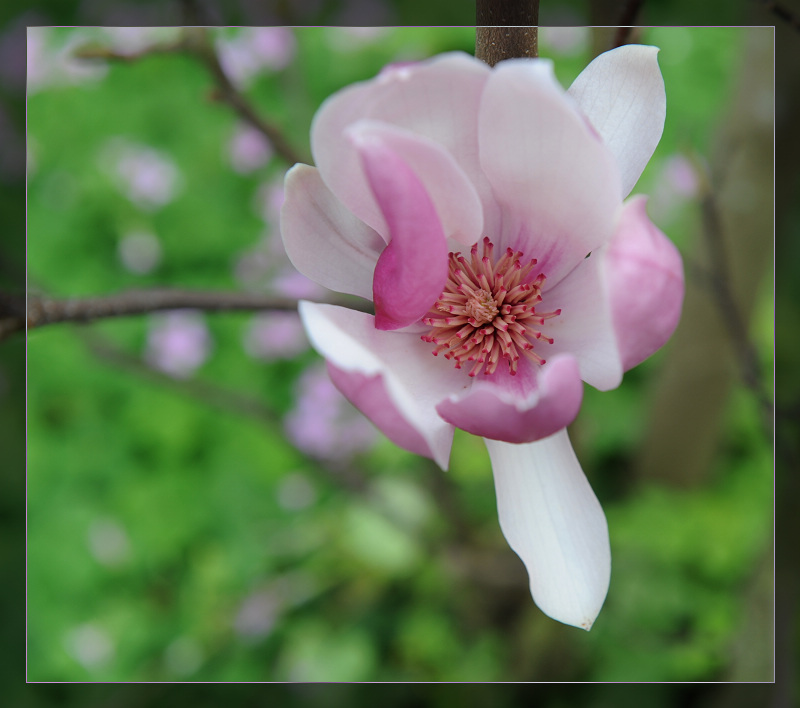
[[1, 0, 792, 703]]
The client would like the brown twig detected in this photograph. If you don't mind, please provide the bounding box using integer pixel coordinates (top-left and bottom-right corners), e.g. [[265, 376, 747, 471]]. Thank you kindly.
[[612, 0, 646, 48], [181, 28, 310, 166], [74, 42, 184, 64], [75, 29, 309, 166], [1, 289, 371, 341], [476, 0, 539, 66]]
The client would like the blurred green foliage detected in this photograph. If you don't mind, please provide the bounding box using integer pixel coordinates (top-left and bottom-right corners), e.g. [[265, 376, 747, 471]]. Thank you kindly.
[[25, 26, 773, 687]]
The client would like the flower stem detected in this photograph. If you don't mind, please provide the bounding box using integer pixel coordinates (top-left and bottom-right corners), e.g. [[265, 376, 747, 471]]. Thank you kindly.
[[475, 0, 539, 66]]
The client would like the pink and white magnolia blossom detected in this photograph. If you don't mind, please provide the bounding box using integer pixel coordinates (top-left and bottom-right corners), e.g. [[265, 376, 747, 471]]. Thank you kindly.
[[280, 46, 683, 630]]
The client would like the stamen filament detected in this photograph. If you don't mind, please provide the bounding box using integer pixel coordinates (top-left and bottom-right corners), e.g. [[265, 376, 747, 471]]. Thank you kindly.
[[421, 238, 560, 376]]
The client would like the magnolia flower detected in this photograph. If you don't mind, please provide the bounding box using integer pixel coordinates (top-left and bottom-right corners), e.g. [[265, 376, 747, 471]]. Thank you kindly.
[[280, 47, 683, 629]]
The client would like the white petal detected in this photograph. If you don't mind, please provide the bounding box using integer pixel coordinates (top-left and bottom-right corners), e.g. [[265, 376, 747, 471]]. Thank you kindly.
[[485, 430, 610, 630], [280, 164, 384, 300], [299, 301, 466, 469], [544, 251, 623, 391], [568, 45, 666, 198], [479, 59, 622, 284]]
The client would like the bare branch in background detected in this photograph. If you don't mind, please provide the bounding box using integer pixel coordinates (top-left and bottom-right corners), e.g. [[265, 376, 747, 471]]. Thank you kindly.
[[75, 28, 309, 166], [2, 289, 372, 342], [181, 28, 310, 166], [74, 41, 184, 63], [637, 28, 773, 488], [693, 160, 774, 438]]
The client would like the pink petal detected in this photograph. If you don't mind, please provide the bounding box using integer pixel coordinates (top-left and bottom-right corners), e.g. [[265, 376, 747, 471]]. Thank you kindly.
[[436, 354, 583, 443], [485, 430, 611, 630], [544, 251, 624, 391], [311, 52, 499, 237], [568, 45, 666, 198], [345, 120, 484, 246], [349, 129, 449, 330], [298, 301, 464, 469], [602, 196, 684, 371], [327, 363, 433, 460], [280, 164, 384, 300], [478, 59, 622, 284]]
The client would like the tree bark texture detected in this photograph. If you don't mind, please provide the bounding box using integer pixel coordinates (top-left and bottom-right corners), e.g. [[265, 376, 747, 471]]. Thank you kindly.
[[475, 0, 539, 66]]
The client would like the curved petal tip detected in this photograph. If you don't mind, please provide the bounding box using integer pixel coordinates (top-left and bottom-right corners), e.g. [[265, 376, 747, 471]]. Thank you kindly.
[[485, 430, 611, 629]]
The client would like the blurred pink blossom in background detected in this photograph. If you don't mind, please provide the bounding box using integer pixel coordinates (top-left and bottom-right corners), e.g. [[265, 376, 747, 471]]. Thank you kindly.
[[272, 268, 328, 300], [662, 154, 699, 197], [99, 137, 182, 211], [99, 27, 178, 55], [228, 123, 274, 174], [234, 588, 281, 640], [234, 174, 327, 299], [276, 472, 317, 511], [216, 28, 296, 88], [540, 26, 589, 56], [285, 365, 378, 462], [163, 637, 204, 677], [253, 177, 285, 227], [117, 229, 162, 274], [87, 517, 131, 567], [64, 623, 115, 672], [25, 27, 108, 94], [648, 153, 701, 225], [145, 311, 211, 378], [233, 572, 317, 641], [243, 311, 309, 360]]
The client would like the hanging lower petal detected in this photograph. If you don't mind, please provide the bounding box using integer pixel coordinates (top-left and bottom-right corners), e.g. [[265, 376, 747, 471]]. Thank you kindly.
[[327, 362, 436, 461], [568, 45, 666, 198], [601, 196, 684, 371], [298, 301, 461, 469], [485, 430, 611, 630], [436, 355, 584, 443]]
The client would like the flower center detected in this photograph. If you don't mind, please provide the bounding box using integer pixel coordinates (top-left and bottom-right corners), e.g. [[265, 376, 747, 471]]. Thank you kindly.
[[464, 289, 499, 325], [420, 237, 561, 377]]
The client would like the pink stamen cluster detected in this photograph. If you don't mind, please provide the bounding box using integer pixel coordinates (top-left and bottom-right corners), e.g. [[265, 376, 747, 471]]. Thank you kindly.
[[420, 237, 561, 377]]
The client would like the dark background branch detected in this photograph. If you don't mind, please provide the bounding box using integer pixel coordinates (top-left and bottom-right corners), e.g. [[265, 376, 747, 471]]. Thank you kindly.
[[697, 169, 774, 438], [75, 28, 309, 166], [2, 289, 371, 341], [181, 28, 310, 166], [612, 0, 646, 48]]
